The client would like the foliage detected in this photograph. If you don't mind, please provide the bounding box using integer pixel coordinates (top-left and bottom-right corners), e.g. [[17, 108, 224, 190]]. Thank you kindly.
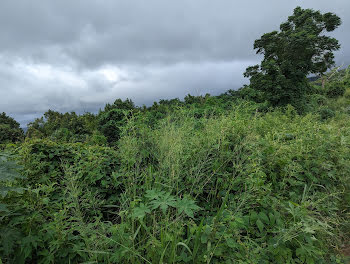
[[97, 98, 135, 144], [0, 113, 23, 144], [0, 151, 24, 207], [325, 81, 346, 98], [244, 7, 341, 109], [0, 140, 120, 263], [26, 110, 97, 142], [1, 93, 349, 262], [319, 107, 335, 120]]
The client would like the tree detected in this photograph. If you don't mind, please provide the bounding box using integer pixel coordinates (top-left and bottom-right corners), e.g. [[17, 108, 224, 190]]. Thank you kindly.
[[0, 112, 24, 143], [98, 98, 135, 144], [26, 110, 97, 141], [244, 7, 341, 109], [102, 98, 135, 113]]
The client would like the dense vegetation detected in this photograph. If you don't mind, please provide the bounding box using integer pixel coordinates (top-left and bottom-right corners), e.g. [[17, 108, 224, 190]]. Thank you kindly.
[[1, 7, 350, 263], [244, 7, 341, 110], [0, 113, 24, 144]]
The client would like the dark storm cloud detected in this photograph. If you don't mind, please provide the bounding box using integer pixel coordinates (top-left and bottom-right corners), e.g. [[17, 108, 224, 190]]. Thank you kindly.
[[0, 0, 349, 126]]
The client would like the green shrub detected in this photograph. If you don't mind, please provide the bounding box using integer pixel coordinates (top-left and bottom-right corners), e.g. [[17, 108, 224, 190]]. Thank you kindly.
[[343, 88, 350, 99], [309, 94, 328, 106], [319, 107, 336, 120], [326, 82, 346, 98], [0, 140, 121, 263]]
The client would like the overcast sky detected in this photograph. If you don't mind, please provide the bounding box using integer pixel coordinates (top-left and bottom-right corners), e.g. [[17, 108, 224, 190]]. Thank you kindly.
[[0, 0, 349, 126]]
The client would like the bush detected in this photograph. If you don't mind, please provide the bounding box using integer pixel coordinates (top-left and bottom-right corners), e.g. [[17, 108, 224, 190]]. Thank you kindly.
[[319, 107, 336, 120], [326, 82, 346, 98], [0, 140, 121, 263], [308, 94, 328, 106], [343, 88, 350, 99]]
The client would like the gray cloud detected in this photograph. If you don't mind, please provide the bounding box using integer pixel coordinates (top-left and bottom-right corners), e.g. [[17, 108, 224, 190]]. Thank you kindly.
[[0, 0, 349, 126], [0, 59, 253, 125]]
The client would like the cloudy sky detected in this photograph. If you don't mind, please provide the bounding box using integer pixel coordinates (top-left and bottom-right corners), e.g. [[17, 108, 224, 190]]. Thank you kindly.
[[0, 0, 349, 126]]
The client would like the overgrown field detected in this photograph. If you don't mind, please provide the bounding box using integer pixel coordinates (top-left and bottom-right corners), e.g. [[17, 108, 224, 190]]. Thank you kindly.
[[1, 107, 350, 262], [1, 72, 350, 263]]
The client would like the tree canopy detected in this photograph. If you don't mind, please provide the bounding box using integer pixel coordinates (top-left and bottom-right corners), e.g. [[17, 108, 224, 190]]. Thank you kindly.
[[98, 98, 135, 143], [0, 112, 24, 143], [244, 6, 341, 109]]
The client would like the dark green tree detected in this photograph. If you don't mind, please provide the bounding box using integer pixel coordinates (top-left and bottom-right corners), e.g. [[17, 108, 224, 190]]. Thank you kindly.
[[98, 99, 135, 144], [0, 112, 24, 143], [244, 7, 341, 109], [26, 110, 97, 141], [102, 98, 135, 113]]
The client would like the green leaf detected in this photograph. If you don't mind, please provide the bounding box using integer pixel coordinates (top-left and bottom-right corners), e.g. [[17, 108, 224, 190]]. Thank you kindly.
[[21, 235, 39, 259], [250, 211, 258, 222], [149, 192, 176, 214], [145, 189, 165, 200], [0, 203, 9, 212], [175, 196, 201, 218], [0, 228, 21, 256], [225, 238, 237, 249], [258, 211, 269, 224], [0, 186, 24, 198], [268, 212, 276, 225], [256, 219, 264, 233], [200, 225, 212, 243], [176, 242, 192, 255], [304, 226, 315, 234], [132, 203, 151, 219], [42, 197, 50, 205]]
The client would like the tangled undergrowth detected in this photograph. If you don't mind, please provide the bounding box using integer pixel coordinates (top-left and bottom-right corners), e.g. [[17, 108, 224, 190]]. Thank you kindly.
[[1, 97, 350, 263]]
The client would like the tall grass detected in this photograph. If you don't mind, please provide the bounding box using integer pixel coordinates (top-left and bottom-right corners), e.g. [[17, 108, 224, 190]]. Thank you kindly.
[[1, 102, 350, 263]]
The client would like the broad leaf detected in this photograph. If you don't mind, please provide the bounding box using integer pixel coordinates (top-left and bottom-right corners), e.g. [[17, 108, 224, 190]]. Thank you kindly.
[[132, 203, 151, 219], [149, 192, 176, 213], [175, 197, 201, 218]]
